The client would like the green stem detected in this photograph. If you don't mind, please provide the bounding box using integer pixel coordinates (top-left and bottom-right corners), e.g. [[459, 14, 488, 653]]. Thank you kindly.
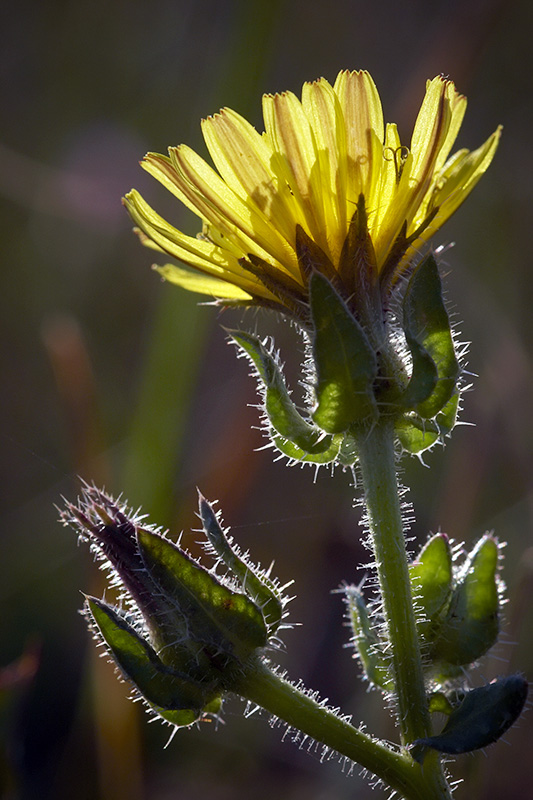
[[352, 419, 452, 796], [354, 419, 428, 744], [235, 661, 451, 800]]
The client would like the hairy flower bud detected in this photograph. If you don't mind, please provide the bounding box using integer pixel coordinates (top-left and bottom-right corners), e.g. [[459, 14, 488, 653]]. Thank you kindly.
[[60, 486, 290, 728]]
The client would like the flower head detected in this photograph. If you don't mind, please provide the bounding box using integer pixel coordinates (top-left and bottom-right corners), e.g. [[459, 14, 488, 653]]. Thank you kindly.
[[124, 71, 500, 321]]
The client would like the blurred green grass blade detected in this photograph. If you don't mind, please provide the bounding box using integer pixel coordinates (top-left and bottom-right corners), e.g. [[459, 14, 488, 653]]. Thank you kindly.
[[121, 289, 210, 524]]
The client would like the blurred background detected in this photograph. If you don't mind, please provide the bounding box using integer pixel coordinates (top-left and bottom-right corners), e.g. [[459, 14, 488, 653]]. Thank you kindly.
[[1, 0, 532, 797]]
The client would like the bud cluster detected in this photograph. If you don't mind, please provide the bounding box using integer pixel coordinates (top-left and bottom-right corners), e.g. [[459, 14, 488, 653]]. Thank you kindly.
[[345, 532, 528, 757]]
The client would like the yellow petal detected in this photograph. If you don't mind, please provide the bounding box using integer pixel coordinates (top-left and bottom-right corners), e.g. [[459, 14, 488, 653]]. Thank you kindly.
[[263, 91, 327, 251], [170, 145, 300, 275], [334, 70, 385, 213], [155, 263, 254, 300], [433, 84, 467, 175], [410, 77, 451, 177], [301, 78, 347, 261], [124, 190, 268, 297], [201, 109, 300, 245], [415, 126, 502, 240]]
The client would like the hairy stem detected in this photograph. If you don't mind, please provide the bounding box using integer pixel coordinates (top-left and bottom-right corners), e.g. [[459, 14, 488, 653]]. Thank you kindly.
[[354, 420, 428, 743], [236, 660, 452, 800], [353, 419, 452, 794]]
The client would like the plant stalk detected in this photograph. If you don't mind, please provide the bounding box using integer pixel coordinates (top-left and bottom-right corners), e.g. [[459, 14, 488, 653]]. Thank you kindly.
[[354, 419, 428, 742], [236, 660, 452, 800]]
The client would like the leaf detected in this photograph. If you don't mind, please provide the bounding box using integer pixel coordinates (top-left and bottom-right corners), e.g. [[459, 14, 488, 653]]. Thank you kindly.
[[412, 675, 528, 760], [309, 272, 378, 433], [395, 414, 439, 454], [271, 432, 342, 464], [396, 390, 460, 455], [400, 335, 439, 409], [435, 391, 460, 437], [400, 254, 460, 418]]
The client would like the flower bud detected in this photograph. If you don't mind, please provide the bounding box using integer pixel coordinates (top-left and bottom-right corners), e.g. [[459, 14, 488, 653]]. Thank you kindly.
[[61, 485, 289, 727], [344, 585, 391, 692], [428, 534, 502, 676]]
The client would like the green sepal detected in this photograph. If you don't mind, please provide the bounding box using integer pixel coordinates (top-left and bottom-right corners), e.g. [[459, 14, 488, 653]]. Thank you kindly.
[[309, 272, 378, 433], [198, 493, 284, 633], [85, 597, 221, 725], [430, 535, 500, 669], [137, 529, 268, 671], [412, 675, 528, 761], [400, 335, 438, 409], [410, 534, 452, 636], [400, 253, 460, 418], [230, 330, 335, 455], [345, 586, 391, 692]]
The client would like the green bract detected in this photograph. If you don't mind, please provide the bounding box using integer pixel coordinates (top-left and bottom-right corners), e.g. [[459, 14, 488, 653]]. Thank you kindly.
[[229, 330, 338, 459], [409, 533, 452, 640], [198, 493, 285, 633], [399, 253, 460, 418], [233, 247, 463, 468], [86, 597, 222, 727], [309, 272, 378, 433], [137, 527, 268, 670]]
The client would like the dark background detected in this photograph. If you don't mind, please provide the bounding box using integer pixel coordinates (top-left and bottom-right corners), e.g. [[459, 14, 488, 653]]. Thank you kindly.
[[1, 0, 532, 798]]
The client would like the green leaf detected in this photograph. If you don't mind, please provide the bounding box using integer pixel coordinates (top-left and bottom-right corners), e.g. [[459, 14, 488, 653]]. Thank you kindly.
[[230, 330, 335, 455], [198, 494, 284, 632], [345, 586, 391, 691], [412, 675, 528, 761], [86, 597, 221, 724], [137, 529, 268, 666], [337, 433, 358, 467], [430, 535, 500, 668], [400, 254, 460, 418], [309, 273, 378, 433], [410, 534, 452, 623]]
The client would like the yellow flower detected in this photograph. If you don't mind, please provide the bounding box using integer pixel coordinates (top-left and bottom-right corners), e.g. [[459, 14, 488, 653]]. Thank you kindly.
[[124, 71, 500, 319]]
